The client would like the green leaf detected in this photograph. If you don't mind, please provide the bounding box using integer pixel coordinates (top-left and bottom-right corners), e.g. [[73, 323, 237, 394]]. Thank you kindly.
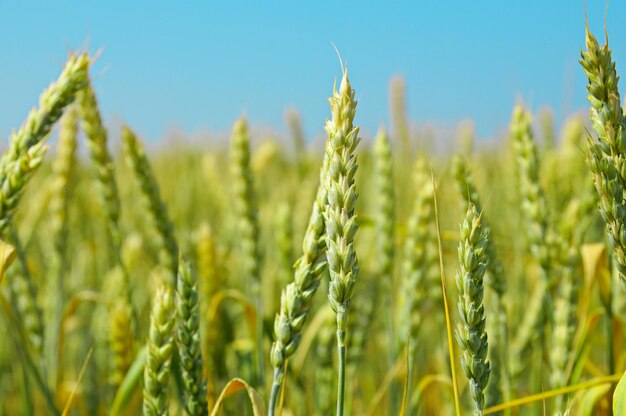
[[579, 383, 611, 415], [109, 346, 147, 416], [210, 378, 265, 416], [614, 370, 626, 416], [0, 239, 15, 283]]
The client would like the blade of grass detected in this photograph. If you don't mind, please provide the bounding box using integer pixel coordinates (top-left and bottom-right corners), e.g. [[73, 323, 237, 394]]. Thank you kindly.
[[484, 374, 622, 414], [210, 378, 265, 416], [109, 346, 147, 416], [292, 305, 333, 376], [411, 374, 454, 411], [366, 351, 406, 416], [61, 347, 93, 416], [399, 341, 410, 416], [0, 292, 59, 415], [431, 172, 461, 416], [277, 360, 287, 416]]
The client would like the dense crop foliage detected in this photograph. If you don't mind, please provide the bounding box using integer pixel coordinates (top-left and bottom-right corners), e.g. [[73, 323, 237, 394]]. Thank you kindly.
[[2, 25, 626, 416]]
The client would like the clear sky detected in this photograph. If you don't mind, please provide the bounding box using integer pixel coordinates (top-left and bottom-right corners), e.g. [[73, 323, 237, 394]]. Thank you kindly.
[[0, 1, 624, 143]]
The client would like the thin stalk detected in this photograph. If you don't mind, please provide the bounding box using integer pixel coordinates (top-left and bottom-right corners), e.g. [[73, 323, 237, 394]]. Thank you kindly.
[[607, 305, 615, 375], [268, 367, 283, 415], [432, 173, 461, 416], [336, 322, 347, 416], [0, 293, 59, 415], [20, 364, 33, 416], [483, 373, 622, 414]]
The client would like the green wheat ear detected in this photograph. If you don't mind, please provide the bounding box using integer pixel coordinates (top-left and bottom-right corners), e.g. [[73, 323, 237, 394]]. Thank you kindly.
[[144, 286, 176, 416], [451, 155, 510, 406], [77, 77, 124, 263], [580, 25, 626, 291], [322, 68, 360, 416], [0, 53, 89, 237], [46, 104, 79, 389], [509, 104, 554, 378], [122, 126, 179, 287], [229, 117, 264, 387], [400, 157, 435, 398], [268, 116, 331, 415], [176, 259, 208, 416], [455, 203, 491, 415], [373, 127, 395, 301]]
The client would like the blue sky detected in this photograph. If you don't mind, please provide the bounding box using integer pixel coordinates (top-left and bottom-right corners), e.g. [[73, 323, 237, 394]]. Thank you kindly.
[[0, 1, 624, 142]]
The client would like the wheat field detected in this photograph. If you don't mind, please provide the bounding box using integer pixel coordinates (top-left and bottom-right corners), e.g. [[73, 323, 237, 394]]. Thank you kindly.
[[0, 23, 626, 416]]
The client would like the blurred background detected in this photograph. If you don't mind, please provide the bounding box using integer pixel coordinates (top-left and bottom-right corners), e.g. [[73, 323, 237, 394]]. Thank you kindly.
[[0, 1, 624, 143]]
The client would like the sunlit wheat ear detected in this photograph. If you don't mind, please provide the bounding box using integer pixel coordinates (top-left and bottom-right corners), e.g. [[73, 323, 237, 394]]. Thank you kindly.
[[274, 201, 295, 294], [455, 203, 491, 415], [229, 118, 264, 387], [268, 88, 333, 416], [0, 53, 89, 238], [322, 68, 360, 416], [0, 54, 88, 385], [122, 126, 178, 287], [77, 77, 123, 258], [108, 297, 135, 388], [176, 259, 207, 416], [580, 25, 626, 291], [451, 155, 509, 406], [373, 127, 395, 305], [143, 286, 176, 416], [509, 105, 553, 377], [400, 157, 433, 358], [45, 104, 79, 388], [550, 201, 583, 411]]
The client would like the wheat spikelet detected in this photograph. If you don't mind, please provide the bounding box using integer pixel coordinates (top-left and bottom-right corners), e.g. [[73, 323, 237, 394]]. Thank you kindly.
[[176, 260, 207, 416], [322, 69, 360, 416], [122, 126, 178, 286], [45, 104, 78, 388], [451, 155, 509, 406], [230, 118, 265, 388], [509, 105, 553, 376], [108, 297, 135, 388], [143, 286, 176, 416], [0, 53, 89, 237], [455, 203, 491, 415], [580, 25, 626, 290]]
